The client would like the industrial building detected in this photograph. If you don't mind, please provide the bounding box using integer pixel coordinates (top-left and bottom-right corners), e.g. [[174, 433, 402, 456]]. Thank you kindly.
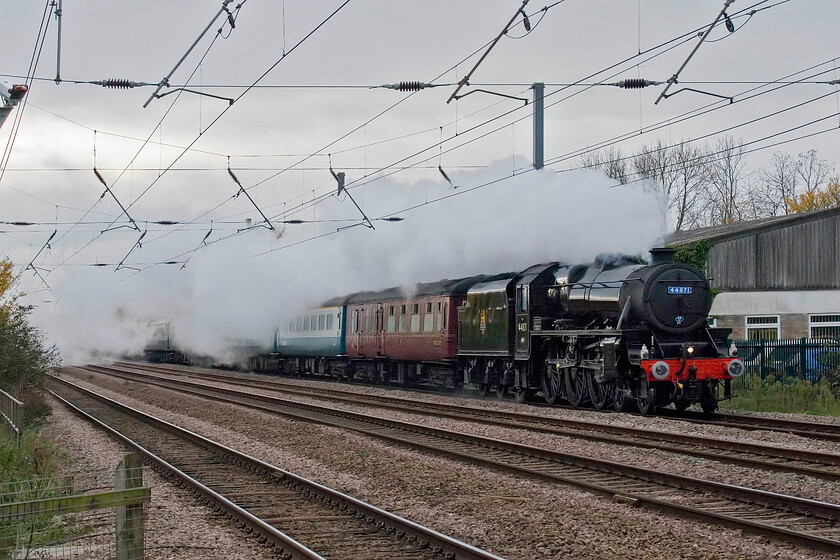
[[668, 206, 840, 341]]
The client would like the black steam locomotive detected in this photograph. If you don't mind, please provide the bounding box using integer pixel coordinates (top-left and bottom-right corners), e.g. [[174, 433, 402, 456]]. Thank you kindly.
[[459, 248, 743, 413]]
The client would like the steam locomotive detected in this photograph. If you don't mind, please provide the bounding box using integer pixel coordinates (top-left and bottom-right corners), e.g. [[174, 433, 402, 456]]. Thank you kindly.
[[244, 247, 743, 414]]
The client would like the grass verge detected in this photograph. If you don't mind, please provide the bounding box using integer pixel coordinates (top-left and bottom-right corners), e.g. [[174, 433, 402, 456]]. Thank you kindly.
[[722, 374, 840, 416]]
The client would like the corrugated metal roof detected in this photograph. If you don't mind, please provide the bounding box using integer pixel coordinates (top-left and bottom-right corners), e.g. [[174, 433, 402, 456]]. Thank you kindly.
[[667, 206, 840, 246]]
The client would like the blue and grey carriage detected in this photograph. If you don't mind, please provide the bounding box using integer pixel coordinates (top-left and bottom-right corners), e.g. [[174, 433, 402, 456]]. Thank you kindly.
[[256, 304, 348, 376]]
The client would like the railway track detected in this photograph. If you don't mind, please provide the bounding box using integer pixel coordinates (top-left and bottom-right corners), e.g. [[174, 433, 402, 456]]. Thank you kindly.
[[110, 362, 840, 482], [121, 360, 840, 443], [65, 364, 840, 553], [48, 375, 504, 560], [658, 407, 840, 442]]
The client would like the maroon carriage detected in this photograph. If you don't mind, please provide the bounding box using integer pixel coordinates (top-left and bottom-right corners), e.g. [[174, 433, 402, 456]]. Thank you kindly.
[[344, 276, 484, 387]]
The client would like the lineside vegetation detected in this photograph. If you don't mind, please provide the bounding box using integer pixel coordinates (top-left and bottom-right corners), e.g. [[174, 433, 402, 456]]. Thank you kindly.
[[0, 256, 61, 482]]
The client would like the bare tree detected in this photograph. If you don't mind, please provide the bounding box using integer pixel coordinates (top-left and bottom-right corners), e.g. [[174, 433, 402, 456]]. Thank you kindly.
[[580, 146, 628, 184], [633, 139, 708, 231], [707, 137, 747, 225], [671, 142, 711, 230], [754, 151, 798, 216], [796, 149, 833, 195], [634, 139, 677, 198]]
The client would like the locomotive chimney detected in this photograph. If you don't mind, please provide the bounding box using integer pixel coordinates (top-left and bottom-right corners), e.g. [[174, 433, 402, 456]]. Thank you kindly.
[[649, 247, 676, 265]]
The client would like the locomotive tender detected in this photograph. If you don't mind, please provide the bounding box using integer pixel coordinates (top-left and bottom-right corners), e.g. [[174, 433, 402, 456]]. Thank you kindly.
[[254, 247, 743, 413]]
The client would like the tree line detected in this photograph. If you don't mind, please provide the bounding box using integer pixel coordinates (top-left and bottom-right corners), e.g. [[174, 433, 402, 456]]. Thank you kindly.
[[580, 138, 838, 230], [0, 257, 57, 427]]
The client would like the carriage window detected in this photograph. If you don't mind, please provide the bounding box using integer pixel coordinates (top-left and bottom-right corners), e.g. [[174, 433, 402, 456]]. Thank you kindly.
[[318, 314, 326, 330], [399, 305, 409, 332], [424, 310, 434, 332], [387, 306, 396, 333], [296, 316, 304, 331], [302, 316, 310, 331], [410, 304, 420, 332], [425, 302, 433, 313], [311, 316, 318, 331], [289, 320, 295, 332], [326, 313, 334, 331], [367, 309, 373, 332]]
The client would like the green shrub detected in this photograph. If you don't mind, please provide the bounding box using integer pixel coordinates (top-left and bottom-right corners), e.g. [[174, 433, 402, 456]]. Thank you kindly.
[[0, 429, 62, 484], [0, 428, 71, 555], [723, 374, 840, 416]]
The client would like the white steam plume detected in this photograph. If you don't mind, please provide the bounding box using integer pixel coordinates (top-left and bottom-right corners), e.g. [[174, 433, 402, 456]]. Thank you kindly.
[[31, 158, 667, 364]]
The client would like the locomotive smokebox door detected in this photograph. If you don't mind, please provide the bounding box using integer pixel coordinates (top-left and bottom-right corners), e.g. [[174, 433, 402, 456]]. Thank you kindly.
[[515, 284, 530, 358]]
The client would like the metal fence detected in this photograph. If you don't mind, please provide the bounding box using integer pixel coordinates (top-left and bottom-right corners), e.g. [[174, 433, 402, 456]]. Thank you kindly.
[[0, 389, 23, 440], [736, 338, 840, 382]]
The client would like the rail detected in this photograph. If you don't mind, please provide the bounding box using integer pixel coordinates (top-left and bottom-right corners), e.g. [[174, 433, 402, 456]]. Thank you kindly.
[[0, 388, 23, 439], [49, 376, 505, 560], [65, 365, 840, 552]]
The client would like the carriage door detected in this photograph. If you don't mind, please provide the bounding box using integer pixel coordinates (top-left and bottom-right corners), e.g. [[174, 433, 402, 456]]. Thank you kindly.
[[515, 283, 530, 359], [376, 305, 386, 356], [353, 309, 362, 355]]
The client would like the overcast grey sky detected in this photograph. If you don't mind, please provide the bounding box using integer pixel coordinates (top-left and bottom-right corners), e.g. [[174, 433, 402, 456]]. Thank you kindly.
[[2, 1, 839, 359]]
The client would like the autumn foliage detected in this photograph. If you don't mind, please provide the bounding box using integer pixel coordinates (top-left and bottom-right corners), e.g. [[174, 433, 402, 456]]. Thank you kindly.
[[784, 176, 840, 214]]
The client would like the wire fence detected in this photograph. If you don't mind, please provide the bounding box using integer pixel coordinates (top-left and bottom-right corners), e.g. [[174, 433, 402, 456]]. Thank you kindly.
[[0, 453, 149, 560], [736, 338, 840, 382]]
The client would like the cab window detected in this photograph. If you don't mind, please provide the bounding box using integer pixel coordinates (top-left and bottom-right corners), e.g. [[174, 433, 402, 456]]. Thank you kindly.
[[516, 285, 529, 313]]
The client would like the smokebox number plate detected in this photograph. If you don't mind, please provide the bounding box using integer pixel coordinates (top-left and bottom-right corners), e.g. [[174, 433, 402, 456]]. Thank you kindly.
[[668, 286, 693, 294]]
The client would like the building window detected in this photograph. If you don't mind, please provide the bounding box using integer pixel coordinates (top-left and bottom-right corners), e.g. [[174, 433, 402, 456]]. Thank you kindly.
[[810, 314, 840, 339], [746, 315, 779, 341]]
